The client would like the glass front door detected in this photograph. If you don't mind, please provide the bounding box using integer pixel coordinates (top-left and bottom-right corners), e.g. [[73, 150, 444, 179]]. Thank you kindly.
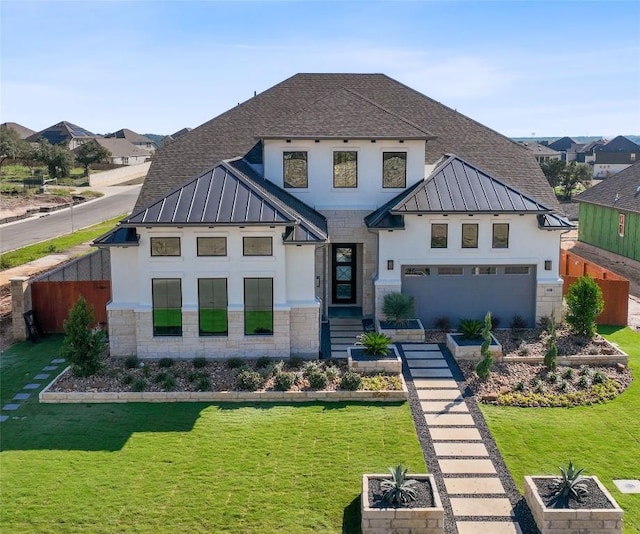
[[332, 244, 357, 304]]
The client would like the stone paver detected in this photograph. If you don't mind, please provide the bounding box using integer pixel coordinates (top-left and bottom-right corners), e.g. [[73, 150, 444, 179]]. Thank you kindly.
[[403, 350, 444, 359], [330, 351, 347, 359], [450, 497, 514, 517], [439, 459, 497, 474], [34, 373, 50, 380], [421, 400, 469, 413], [0, 415, 9, 422], [417, 388, 462, 401], [51, 358, 65, 364], [457, 521, 521, 534], [429, 427, 483, 441], [2, 404, 20, 411], [444, 477, 505, 495], [24, 383, 40, 390], [410, 368, 453, 378], [407, 359, 449, 368], [402, 344, 440, 350], [13, 393, 31, 401], [413, 378, 459, 389], [434, 442, 489, 457], [424, 413, 475, 426], [43, 366, 58, 371]]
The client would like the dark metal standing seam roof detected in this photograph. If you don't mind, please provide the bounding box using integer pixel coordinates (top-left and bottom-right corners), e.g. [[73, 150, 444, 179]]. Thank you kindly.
[[122, 160, 327, 243]]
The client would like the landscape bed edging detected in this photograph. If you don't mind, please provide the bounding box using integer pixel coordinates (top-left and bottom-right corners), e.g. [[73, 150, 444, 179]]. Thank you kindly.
[[39, 367, 408, 403]]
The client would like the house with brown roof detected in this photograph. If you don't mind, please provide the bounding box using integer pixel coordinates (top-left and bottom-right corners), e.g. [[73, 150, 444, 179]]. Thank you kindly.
[[1, 122, 36, 139], [104, 128, 157, 153], [95, 73, 570, 360]]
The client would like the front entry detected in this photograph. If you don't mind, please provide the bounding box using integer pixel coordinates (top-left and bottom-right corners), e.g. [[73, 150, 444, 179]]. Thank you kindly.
[[331, 244, 357, 304]]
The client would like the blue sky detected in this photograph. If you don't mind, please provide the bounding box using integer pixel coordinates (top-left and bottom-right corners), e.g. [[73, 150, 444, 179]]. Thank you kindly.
[[1, 1, 639, 138]]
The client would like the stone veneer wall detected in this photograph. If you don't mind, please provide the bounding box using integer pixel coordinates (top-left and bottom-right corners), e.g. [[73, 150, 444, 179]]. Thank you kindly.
[[289, 306, 320, 357], [108, 308, 137, 356], [10, 277, 31, 342], [536, 281, 564, 323], [374, 282, 401, 321]]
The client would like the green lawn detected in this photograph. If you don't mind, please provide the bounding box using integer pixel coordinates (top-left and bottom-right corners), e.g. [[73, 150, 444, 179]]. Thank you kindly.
[[482, 326, 640, 532], [0, 337, 425, 533]]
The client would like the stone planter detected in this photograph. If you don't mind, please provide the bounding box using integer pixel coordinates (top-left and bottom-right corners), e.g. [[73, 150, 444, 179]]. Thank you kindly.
[[361, 473, 444, 534], [524, 475, 624, 534], [376, 318, 425, 342], [446, 332, 503, 361], [347, 345, 402, 374]]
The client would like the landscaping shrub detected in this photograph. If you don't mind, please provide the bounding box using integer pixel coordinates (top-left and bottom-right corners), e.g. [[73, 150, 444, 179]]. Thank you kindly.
[[577, 375, 590, 389], [547, 372, 558, 384], [340, 371, 362, 391], [154, 371, 169, 384], [302, 360, 321, 377], [258, 361, 283, 380], [226, 357, 244, 369], [496, 380, 620, 407], [124, 356, 139, 369], [562, 368, 574, 380], [236, 370, 263, 391], [382, 292, 415, 328], [256, 356, 273, 369], [544, 312, 558, 370], [356, 331, 391, 356], [142, 364, 152, 378], [273, 371, 296, 391], [549, 461, 588, 509], [324, 365, 341, 382], [475, 312, 494, 380], [565, 275, 604, 339], [381, 464, 418, 505], [307, 370, 328, 390], [132, 379, 147, 392], [197, 377, 211, 391], [122, 374, 134, 385], [434, 316, 452, 332], [193, 357, 207, 369], [162, 375, 177, 391], [188, 371, 208, 383], [360, 374, 402, 391], [490, 316, 501, 330], [579, 364, 591, 377], [158, 357, 174, 368], [60, 295, 106, 377], [592, 371, 607, 385], [458, 318, 483, 339], [288, 355, 304, 369], [510, 314, 527, 329], [513, 381, 525, 392]]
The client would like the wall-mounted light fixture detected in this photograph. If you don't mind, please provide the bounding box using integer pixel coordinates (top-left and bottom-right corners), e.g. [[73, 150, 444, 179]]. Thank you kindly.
[[316, 276, 321, 288], [343, 139, 349, 143], [286, 139, 291, 143], [544, 260, 552, 271], [387, 260, 394, 270]]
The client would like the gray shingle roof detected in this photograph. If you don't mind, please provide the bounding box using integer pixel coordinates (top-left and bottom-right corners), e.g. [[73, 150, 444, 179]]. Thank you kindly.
[[105, 128, 154, 144], [576, 162, 640, 213], [124, 159, 327, 243], [79, 138, 150, 158], [1, 122, 36, 139], [135, 73, 560, 213], [27, 121, 95, 144]]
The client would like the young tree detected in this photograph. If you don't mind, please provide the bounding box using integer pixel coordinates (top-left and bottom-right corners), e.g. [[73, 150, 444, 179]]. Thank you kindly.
[[565, 276, 604, 339], [0, 125, 31, 168], [559, 162, 591, 200], [75, 141, 111, 176], [33, 139, 74, 179], [60, 296, 106, 377], [539, 159, 566, 188], [475, 311, 494, 380], [544, 311, 558, 370]]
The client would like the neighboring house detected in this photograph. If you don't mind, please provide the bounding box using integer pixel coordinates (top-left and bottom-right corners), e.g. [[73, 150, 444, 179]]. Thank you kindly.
[[576, 139, 607, 164], [105, 128, 157, 153], [547, 137, 585, 162], [519, 141, 561, 163], [27, 121, 96, 150], [159, 127, 192, 147], [75, 138, 151, 166], [1, 122, 36, 139], [95, 73, 570, 360], [575, 162, 640, 262], [592, 135, 640, 178]]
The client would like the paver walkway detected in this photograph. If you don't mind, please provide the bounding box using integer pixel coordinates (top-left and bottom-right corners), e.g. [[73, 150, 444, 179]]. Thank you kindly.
[[328, 318, 363, 358], [401, 343, 523, 534]]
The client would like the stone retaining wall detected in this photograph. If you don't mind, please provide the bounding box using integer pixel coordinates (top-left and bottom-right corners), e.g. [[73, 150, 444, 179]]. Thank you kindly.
[[504, 353, 628, 366]]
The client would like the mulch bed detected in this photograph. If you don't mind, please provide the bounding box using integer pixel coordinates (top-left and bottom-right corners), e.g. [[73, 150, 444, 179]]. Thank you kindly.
[[533, 477, 614, 510], [367, 477, 435, 509]]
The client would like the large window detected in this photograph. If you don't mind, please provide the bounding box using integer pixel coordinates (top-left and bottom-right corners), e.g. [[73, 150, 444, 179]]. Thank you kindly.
[[333, 151, 357, 188], [198, 279, 228, 336], [243, 237, 273, 256], [461, 224, 478, 248], [150, 237, 180, 256], [382, 152, 407, 188], [431, 224, 448, 248], [152, 279, 182, 336], [197, 237, 227, 256], [283, 151, 308, 188], [492, 223, 509, 248], [244, 278, 273, 335]]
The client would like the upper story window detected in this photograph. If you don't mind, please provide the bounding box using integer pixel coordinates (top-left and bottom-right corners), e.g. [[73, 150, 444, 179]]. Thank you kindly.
[[150, 237, 180, 256], [382, 152, 407, 188], [333, 151, 357, 188], [197, 236, 227, 256], [619, 213, 625, 237], [492, 223, 509, 248], [431, 223, 448, 248], [461, 224, 478, 248], [243, 236, 273, 256], [283, 151, 308, 188]]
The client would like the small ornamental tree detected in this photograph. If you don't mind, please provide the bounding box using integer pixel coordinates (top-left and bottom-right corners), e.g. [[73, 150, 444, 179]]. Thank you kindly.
[[544, 311, 558, 370], [382, 292, 415, 328], [75, 141, 111, 176], [475, 311, 494, 380], [60, 296, 106, 377], [565, 276, 604, 339]]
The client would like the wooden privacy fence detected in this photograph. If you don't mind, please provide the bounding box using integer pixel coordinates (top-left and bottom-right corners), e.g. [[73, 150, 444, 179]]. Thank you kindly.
[[31, 280, 110, 333], [560, 249, 629, 326]]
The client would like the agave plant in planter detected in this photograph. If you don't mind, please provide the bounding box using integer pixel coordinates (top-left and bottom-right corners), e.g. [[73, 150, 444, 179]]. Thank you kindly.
[[446, 312, 503, 362], [381, 464, 419, 505], [376, 292, 425, 342], [347, 332, 401, 374]]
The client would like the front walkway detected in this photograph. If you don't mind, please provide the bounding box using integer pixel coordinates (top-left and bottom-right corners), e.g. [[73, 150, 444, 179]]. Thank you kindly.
[[400, 343, 525, 534]]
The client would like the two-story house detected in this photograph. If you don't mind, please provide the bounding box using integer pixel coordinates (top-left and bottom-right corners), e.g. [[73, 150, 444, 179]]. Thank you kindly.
[[95, 73, 570, 360]]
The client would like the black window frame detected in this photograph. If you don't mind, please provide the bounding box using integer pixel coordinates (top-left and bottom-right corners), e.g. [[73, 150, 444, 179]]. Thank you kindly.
[[382, 151, 407, 188], [197, 236, 227, 257], [492, 223, 509, 249], [150, 237, 181, 257], [461, 224, 478, 249], [333, 151, 358, 188], [430, 223, 448, 248], [198, 278, 228, 336], [243, 236, 273, 256], [283, 151, 308, 188], [152, 278, 182, 336], [244, 278, 273, 336]]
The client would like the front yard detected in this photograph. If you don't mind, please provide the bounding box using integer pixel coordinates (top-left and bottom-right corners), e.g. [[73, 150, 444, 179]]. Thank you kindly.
[[0, 338, 424, 533]]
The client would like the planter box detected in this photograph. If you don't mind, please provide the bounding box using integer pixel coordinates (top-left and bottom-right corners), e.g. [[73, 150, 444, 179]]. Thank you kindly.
[[446, 332, 502, 361], [347, 345, 402, 374], [524, 476, 624, 534], [376, 318, 425, 343], [361, 473, 444, 534]]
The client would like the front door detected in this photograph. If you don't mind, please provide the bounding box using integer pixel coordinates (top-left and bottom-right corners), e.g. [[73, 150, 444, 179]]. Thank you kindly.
[[332, 244, 357, 304]]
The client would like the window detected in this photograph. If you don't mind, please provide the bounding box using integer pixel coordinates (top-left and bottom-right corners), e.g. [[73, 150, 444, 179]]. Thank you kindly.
[[150, 237, 181, 256], [283, 151, 308, 188], [619, 213, 625, 237], [492, 223, 509, 248], [404, 267, 430, 276], [431, 224, 448, 248], [243, 237, 272, 256], [333, 151, 357, 188], [198, 279, 228, 336], [152, 279, 182, 336], [505, 266, 530, 275], [472, 266, 497, 275], [461, 224, 478, 248], [244, 278, 273, 335], [631, 153, 636, 162], [438, 267, 463, 275], [197, 237, 227, 256], [382, 152, 407, 188], [122, 157, 129, 165]]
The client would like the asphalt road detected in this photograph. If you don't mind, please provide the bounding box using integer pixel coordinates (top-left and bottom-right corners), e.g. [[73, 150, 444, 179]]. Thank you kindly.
[[0, 185, 142, 253]]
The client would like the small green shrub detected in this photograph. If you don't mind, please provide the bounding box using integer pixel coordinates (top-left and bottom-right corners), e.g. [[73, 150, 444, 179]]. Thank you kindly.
[[382, 292, 415, 328], [579, 365, 591, 377], [549, 461, 588, 508], [565, 276, 604, 339], [288, 355, 304, 369], [154, 371, 169, 384], [381, 464, 418, 505], [236, 370, 263, 391], [592, 371, 607, 385], [490, 316, 501, 330], [162, 375, 176, 391], [513, 381, 525, 392], [577, 375, 590, 389], [60, 296, 106, 377], [132, 379, 147, 392], [360, 374, 402, 391], [258, 362, 279, 380], [534, 383, 545, 394], [558, 380, 569, 392], [307, 370, 328, 390], [562, 368, 574, 380], [124, 356, 139, 369], [434, 316, 452, 332], [256, 356, 273, 369], [142, 365, 152, 378], [193, 357, 207, 369], [158, 357, 174, 368], [324, 365, 341, 382], [302, 360, 321, 377], [273, 371, 296, 391], [547, 372, 558, 384], [510, 314, 527, 329], [356, 332, 392, 356], [340, 371, 362, 391], [188, 371, 208, 383], [530, 377, 541, 388], [122, 374, 134, 385], [475, 312, 494, 380], [458, 319, 483, 339], [226, 357, 244, 369], [544, 311, 558, 370], [197, 377, 211, 391], [518, 342, 530, 356]]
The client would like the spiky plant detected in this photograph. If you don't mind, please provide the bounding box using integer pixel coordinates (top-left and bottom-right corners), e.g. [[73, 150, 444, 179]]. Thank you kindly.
[[381, 464, 418, 505], [356, 332, 392, 356], [382, 292, 416, 328], [475, 311, 494, 380], [544, 311, 558, 370], [549, 461, 589, 508]]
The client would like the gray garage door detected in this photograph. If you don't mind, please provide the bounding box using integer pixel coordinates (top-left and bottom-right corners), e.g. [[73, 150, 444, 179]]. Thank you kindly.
[[401, 264, 536, 329]]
